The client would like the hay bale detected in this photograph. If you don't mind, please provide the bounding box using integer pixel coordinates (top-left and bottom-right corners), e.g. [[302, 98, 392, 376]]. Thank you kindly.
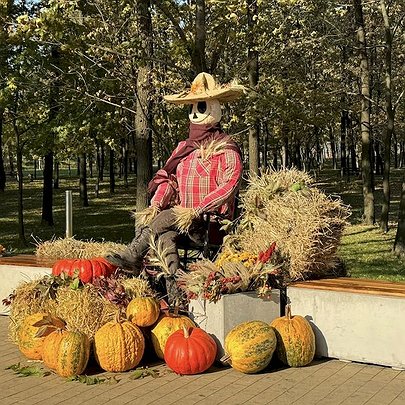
[[55, 285, 119, 340], [8, 279, 57, 344], [120, 277, 155, 299], [35, 237, 126, 260], [225, 169, 350, 281]]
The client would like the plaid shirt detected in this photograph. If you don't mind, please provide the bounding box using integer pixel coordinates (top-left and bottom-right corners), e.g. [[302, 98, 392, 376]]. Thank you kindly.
[[150, 140, 242, 216]]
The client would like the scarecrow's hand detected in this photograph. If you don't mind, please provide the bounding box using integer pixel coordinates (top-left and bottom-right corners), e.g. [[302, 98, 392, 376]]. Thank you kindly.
[[133, 206, 160, 227], [173, 206, 199, 233]]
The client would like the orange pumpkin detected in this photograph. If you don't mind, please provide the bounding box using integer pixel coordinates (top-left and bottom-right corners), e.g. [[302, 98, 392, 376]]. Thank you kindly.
[[42, 329, 66, 370]]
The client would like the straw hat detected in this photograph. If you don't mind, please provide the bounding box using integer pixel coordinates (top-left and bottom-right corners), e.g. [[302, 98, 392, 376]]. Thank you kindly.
[[164, 72, 245, 105]]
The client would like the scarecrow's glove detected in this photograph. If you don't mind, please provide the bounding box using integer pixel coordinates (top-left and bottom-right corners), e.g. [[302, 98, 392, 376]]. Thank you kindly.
[[133, 205, 160, 227], [173, 206, 199, 233]]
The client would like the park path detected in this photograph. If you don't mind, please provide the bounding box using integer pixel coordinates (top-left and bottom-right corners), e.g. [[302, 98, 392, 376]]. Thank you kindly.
[[1, 316, 404, 405]]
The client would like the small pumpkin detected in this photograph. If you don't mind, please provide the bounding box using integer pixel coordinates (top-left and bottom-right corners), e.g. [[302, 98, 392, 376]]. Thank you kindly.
[[94, 315, 145, 372], [270, 305, 315, 367], [150, 313, 196, 359], [126, 297, 160, 327], [55, 331, 90, 377], [51, 257, 117, 283], [223, 320, 276, 374], [164, 326, 217, 375], [42, 329, 66, 370], [18, 313, 65, 360]]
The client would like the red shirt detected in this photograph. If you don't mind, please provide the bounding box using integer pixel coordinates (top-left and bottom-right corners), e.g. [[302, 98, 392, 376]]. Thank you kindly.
[[150, 139, 242, 216]]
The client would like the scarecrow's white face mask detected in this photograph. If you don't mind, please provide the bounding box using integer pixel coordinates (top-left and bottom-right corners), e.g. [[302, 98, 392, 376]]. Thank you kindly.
[[188, 99, 222, 125]]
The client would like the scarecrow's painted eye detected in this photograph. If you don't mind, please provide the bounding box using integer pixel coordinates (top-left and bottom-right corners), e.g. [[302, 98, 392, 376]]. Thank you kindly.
[[197, 101, 207, 114]]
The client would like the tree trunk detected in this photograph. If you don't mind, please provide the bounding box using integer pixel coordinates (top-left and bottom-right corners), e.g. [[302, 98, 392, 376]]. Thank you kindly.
[[0, 109, 6, 191], [353, 0, 375, 225], [80, 153, 89, 207], [394, 177, 405, 255], [191, 0, 207, 74], [380, 0, 394, 233], [54, 160, 59, 189], [340, 110, 348, 177], [247, 0, 259, 174], [41, 45, 60, 227], [109, 147, 115, 194], [329, 126, 337, 169], [135, 0, 153, 213]]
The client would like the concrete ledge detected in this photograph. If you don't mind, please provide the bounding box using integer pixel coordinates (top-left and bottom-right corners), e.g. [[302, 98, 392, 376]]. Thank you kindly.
[[288, 278, 405, 369], [189, 290, 281, 359], [0, 255, 54, 315]]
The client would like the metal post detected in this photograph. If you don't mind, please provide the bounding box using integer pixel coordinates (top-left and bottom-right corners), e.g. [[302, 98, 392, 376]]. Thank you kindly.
[[66, 190, 73, 238]]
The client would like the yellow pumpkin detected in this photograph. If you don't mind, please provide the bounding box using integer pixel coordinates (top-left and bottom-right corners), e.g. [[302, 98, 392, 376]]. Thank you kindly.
[[94, 317, 145, 372], [270, 305, 315, 367], [150, 313, 196, 359], [126, 297, 160, 327], [55, 331, 90, 377], [224, 320, 277, 374], [18, 313, 65, 360]]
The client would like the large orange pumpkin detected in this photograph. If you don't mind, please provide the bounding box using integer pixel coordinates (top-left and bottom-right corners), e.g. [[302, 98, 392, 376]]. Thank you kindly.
[[164, 326, 217, 375], [51, 257, 117, 283], [18, 313, 65, 360], [150, 313, 196, 359], [270, 305, 315, 367], [126, 297, 160, 327], [94, 317, 145, 372]]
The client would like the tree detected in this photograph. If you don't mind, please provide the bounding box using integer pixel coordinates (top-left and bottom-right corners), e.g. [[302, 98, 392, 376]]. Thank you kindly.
[[353, 0, 375, 225]]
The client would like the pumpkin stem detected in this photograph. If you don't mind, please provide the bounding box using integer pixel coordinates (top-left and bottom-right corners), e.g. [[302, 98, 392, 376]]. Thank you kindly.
[[182, 325, 190, 338], [285, 304, 292, 320]]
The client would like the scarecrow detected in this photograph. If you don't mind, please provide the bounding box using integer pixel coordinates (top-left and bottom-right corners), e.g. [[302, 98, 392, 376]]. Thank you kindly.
[[108, 72, 245, 305]]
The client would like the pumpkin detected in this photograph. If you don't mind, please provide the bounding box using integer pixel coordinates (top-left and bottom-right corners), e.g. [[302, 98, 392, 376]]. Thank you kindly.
[[52, 257, 117, 283], [94, 316, 145, 372], [126, 297, 160, 327], [42, 329, 66, 370], [55, 331, 90, 377], [150, 313, 196, 359], [164, 326, 217, 375], [223, 320, 276, 374], [270, 305, 315, 367], [18, 313, 65, 360]]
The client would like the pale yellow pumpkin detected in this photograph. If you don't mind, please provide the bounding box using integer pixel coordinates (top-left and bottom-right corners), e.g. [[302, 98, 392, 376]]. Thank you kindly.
[[150, 314, 196, 359], [126, 297, 160, 327]]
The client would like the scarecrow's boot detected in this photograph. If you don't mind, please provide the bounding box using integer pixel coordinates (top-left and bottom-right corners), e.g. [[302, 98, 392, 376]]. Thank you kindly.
[[106, 226, 152, 275]]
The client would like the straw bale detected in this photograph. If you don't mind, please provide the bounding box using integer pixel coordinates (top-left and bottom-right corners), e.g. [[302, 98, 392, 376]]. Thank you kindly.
[[8, 280, 57, 344], [55, 285, 118, 339], [35, 237, 126, 260], [226, 169, 350, 281], [120, 277, 155, 299]]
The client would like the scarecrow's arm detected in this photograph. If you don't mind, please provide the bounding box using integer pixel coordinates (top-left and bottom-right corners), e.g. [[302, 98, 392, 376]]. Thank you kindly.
[[195, 149, 242, 215]]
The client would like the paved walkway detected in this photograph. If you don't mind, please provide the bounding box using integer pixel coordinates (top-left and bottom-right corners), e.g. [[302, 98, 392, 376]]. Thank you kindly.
[[1, 316, 405, 405]]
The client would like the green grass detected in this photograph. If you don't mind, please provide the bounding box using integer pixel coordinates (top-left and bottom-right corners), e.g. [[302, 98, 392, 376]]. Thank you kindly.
[[338, 225, 405, 282], [1, 163, 405, 282]]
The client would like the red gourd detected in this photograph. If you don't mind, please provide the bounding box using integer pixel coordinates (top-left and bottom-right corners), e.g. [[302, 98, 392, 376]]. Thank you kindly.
[[52, 257, 117, 283], [164, 326, 217, 375]]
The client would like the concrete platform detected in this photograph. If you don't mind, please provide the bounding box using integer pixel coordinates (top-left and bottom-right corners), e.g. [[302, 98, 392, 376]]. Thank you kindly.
[[0, 256, 54, 315], [1, 316, 405, 404]]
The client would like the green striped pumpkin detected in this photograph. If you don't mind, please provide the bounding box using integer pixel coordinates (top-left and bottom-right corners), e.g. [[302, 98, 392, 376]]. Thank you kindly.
[[270, 305, 315, 367], [223, 320, 276, 374], [55, 331, 90, 377]]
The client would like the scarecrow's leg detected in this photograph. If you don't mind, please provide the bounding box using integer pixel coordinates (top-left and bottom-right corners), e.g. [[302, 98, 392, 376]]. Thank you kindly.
[[157, 230, 185, 308]]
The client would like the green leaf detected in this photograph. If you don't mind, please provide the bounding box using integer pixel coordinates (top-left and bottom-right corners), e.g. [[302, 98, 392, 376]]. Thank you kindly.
[[129, 369, 144, 380], [5, 363, 51, 377], [70, 278, 80, 290], [66, 374, 118, 385]]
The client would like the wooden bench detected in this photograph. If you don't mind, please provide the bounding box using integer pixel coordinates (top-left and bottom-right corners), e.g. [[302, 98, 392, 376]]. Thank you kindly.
[[0, 255, 56, 315], [288, 277, 405, 369]]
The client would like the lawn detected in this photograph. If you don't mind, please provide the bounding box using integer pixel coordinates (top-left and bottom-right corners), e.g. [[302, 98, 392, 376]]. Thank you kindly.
[[1, 165, 405, 281]]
